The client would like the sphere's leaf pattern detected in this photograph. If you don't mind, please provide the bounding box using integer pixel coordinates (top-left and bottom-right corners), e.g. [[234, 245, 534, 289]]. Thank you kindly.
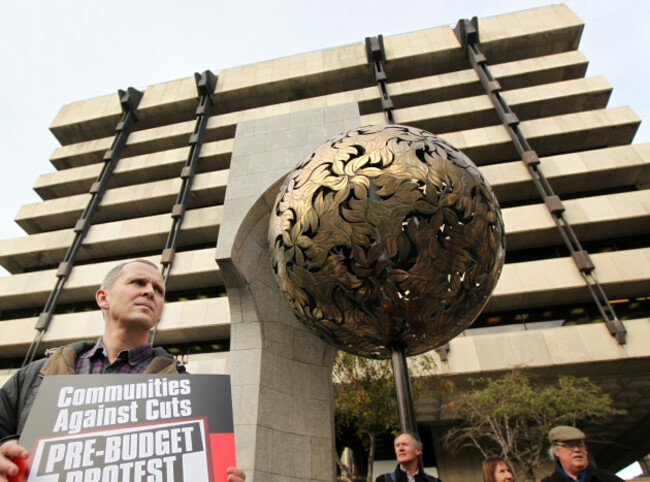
[[268, 125, 505, 359]]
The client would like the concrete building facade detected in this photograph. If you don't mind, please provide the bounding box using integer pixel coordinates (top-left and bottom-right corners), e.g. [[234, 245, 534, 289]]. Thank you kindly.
[[0, 4, 648, 481]]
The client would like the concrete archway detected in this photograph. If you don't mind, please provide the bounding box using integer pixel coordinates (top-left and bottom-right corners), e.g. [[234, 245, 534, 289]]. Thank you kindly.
[[215, 104, 361, 481]]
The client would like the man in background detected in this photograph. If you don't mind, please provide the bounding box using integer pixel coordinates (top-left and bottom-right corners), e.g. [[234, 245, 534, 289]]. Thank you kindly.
[[376, 432, 442, 482], [542, 425, 623, 482]]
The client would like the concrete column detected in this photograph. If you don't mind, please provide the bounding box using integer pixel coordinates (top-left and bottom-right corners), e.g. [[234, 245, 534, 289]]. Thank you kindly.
[[216, 104, 361, 481]]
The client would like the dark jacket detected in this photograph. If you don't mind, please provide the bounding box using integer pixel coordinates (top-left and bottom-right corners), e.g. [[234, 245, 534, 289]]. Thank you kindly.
[[0, 341, 184, 444], [375, 463, 442, 482], [541, 463, 624, 482]]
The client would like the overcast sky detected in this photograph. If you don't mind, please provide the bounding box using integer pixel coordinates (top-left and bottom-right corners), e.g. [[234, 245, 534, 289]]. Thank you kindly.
[[0, 0, 647, 247]]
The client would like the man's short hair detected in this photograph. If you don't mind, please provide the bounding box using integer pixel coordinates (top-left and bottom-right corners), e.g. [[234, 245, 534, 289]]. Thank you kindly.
[[100, 259, 160, 290], [395, 432, 422, 451]]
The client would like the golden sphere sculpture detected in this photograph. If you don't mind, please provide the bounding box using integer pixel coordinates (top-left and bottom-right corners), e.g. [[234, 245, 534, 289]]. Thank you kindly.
[[268, 125, 504, 359]]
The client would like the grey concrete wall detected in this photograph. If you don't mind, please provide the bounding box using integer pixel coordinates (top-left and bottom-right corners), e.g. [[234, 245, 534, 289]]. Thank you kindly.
[[215, 104, 361, 481]]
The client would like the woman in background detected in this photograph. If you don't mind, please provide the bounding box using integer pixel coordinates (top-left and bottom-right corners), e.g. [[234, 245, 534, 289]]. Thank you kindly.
[[483, 455, 515, 482]]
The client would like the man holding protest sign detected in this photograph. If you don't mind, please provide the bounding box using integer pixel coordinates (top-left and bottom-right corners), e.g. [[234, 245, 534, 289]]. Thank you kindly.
[[0, 260, 245, 482]]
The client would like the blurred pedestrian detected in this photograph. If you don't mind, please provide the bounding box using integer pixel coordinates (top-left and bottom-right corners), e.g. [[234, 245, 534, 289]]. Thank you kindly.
[[542, 426, 623, 482], [483, 455, 515, 482], [375, 432, 442, 482]]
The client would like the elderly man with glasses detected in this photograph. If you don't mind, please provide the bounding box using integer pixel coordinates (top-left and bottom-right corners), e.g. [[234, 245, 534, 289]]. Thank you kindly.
[[541, 426, 624, 482]]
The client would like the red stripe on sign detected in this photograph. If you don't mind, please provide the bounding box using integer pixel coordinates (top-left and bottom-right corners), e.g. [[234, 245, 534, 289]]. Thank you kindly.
[[209, 432, 236, 481]]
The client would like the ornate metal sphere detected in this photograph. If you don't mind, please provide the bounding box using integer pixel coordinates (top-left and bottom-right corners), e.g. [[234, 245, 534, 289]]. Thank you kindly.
[[268, 125, 505, 359]]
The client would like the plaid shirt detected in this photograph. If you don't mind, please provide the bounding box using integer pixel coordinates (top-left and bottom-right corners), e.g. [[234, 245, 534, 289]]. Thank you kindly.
[[74, 338, 155, 374]]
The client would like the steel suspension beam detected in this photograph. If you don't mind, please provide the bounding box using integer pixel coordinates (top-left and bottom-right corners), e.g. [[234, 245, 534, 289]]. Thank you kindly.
[[365, 35, 395, 124], [150, 70, 217, 345], [23, 87, 143, 366], [454, 17, 626, 344]]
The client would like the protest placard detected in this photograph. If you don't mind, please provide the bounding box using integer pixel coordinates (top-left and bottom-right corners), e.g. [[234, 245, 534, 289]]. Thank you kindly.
[[14, 374, 235, 482]]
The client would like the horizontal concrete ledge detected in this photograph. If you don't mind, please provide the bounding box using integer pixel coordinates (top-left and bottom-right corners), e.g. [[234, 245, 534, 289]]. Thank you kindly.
[[426, 317, 649, 381], [0, 206, 223, 273], [487, 247, 650, 313], [47, 5, 581, 148], [485, 143, 650, 204], [503, 189, 650, 250], [25, 107, 641, 235], [50, 73, 611, 171], [0, 296, 231, 359], [35, 139, 233, 200], [16, 170, 228, 234], [0, 248, 223, 311], [32, 141, 650, 236], [370, 51, 588, 115], [388, 76, 611, 135], [4, 188, 648, 274], [49, 92, 123, 146], [361, 106, 640, 165]]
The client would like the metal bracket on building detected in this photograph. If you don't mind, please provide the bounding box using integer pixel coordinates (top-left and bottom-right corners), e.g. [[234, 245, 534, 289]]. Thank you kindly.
[[454, 18, 626, 344], [453, 17, 479, 52], [150, 70, 217, 345], [365, 35, 395, 124], [22, 88, 144, 367], [435, 343, 451, 362]]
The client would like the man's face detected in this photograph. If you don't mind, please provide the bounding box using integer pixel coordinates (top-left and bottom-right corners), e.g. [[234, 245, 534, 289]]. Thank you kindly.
[[394, 434, 421, 466], [553, 440, 588, 475], [97, 262, 165, 332]]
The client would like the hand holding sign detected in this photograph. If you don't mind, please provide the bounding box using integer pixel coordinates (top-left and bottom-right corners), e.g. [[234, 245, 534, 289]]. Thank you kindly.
[[226, 467, 245, 482], [1, 440, 28, 482]]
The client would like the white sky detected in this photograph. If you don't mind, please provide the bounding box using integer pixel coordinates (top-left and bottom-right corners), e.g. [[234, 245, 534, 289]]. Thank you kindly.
[[0, 0, 647, 244], [617, 461, 642, 479]]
